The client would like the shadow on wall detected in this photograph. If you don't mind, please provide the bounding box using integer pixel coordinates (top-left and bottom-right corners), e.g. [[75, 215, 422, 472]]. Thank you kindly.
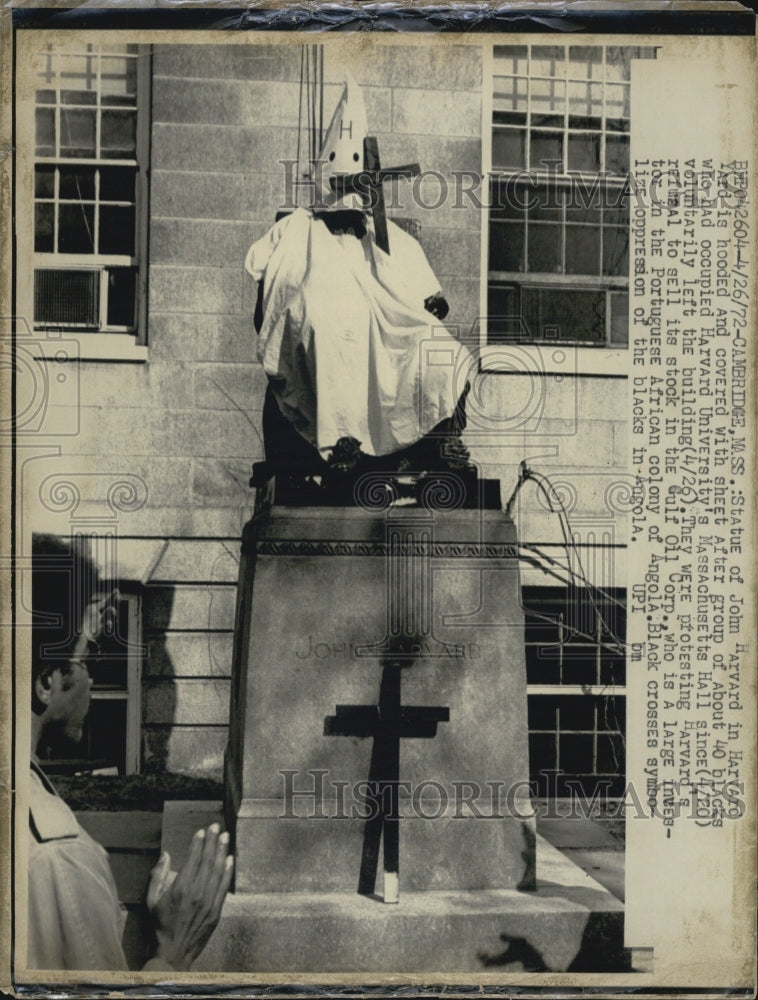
[[142, 585, 177, 775]]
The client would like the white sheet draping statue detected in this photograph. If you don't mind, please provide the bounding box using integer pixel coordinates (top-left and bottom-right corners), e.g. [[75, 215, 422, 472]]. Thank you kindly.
[[245, 75, 474, 494]]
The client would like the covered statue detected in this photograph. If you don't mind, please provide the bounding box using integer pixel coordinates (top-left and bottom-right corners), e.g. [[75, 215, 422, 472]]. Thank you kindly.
[[246, 75, 474, 491]]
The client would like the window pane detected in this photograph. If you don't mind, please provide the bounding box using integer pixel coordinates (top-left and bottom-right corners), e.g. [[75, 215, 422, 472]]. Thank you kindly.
[[568, 80, 603, 129], [59, 166, 95, 200], [596, 734, 624, 774], [58, 52, 97, 90], [528, 223, 562, 273], [88, 599, 131, 689], [605, 134, 629, 175], [494, 45, 528, 76], [600, 650, 627, 686], [60, 108, 96, 158], [561, 658, 597, 686], [531, 78, 564, 127], [564, 592, 596, 641], [106, 267, 137, 327], [565, 224, 600, 274], [606, 115, 630, 135], [83, 699, 128, 774], [529, 733, 557, 775], [487, 284, 524, 343], [34, 204, 54, 252], [58, 203, 95, 253], [529, 184, 562, 222], [494, 110, 527, 127], [493, 127, 525, 170], [99, 205, 136, 255], [601, 598, 627, 644], [528, 696, 560, 731], [636, 46, 659, 62], [604, 192, 628, 228], [532, 111, 565, 131], [526, 643, 560, 684], [605, 83, 630, 123], [101, 110, 137, 159], [491, 179, 528, 221], [600, 694, 626, 731], [101, 55, 138, 106], [531, 131, 562, 170], [524, 606, 562, 645], [565, 184, 601, 224], [559, 733, 594, 773], [567, 132, 600, 172], [489, 221, 525, 272], [61, 89, 97, 106], [568, 46, 603, 79], [36, 89, 55, 105], [35, 107, 55, 157], [603, 228, 629, 276], [605, 46, 633, 82], [531, 45, 565, 78], [99, 166, 136, 203], [101, 92, 139, 110], [557, 695, 596, 731], [610, 291, 629, 346], [35, 165, 55, 199], [34, 52, 53, 85], [493, 75, 527, 115]]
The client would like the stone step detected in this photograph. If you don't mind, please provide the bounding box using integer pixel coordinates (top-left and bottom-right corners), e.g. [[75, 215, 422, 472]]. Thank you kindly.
[[163, 801, 628, 974]]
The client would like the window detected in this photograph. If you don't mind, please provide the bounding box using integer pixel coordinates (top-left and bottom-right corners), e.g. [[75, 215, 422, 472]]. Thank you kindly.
[[37, 592, 143, 776], [488, 44, 657, 347], [523, 586, 626, 797], [32, 43, 150, 342]]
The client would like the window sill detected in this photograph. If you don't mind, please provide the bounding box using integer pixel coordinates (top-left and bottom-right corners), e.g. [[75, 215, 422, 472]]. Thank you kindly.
[[479, 344, 627, 377], [32, 333, 147, 363]]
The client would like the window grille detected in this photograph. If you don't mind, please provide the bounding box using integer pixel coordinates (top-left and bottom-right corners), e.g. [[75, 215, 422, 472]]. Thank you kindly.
[[37, 592, 142, 776], [523, 586, 626, 797], [488, 44, 657, 347], [32, 43, 149, 339]]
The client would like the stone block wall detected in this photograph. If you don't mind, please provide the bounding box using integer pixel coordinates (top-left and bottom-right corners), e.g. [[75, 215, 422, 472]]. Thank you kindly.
[[466, 375, 629, 579]]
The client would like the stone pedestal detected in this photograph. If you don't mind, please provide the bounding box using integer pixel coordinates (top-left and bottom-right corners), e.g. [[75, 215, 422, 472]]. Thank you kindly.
[[178, 489, 630, 972], [224, 494, 535, 896]]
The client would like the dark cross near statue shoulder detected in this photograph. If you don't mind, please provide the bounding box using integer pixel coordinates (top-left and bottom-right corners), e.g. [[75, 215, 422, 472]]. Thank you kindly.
[[329, 135, 420, 255], [324, 659, 449, 904]]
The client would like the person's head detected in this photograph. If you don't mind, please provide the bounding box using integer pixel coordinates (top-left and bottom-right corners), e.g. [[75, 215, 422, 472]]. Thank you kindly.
[[31, 534, 111, 743]]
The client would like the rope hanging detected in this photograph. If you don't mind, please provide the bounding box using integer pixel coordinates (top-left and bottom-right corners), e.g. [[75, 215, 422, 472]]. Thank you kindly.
[[297, 43, 325, 207]]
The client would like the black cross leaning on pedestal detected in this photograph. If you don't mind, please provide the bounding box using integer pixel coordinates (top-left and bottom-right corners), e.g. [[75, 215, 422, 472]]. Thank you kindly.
[[330, 136, 420, 254], [324, 658, 449, 902]]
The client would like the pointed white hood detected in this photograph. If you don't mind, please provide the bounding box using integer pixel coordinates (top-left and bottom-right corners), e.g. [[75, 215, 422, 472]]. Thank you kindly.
[[314, 73, 370, 212]]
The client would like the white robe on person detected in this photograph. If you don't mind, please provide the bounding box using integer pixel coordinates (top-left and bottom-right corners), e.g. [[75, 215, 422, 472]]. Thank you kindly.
[[245, 208, 471, 457], [28, 762, 128, 971]]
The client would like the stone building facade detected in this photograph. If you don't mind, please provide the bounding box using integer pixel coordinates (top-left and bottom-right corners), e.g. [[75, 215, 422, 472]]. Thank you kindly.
[[18, 37, 633, 793]]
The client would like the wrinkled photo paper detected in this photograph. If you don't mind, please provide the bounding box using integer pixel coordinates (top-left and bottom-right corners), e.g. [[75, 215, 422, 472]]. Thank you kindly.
[[0, 4, 756, 995]]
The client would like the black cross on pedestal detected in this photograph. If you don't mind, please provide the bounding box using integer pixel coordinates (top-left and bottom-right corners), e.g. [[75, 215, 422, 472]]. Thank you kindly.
[[330, 136, 420, 254], [324, 659, 448, 903]]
